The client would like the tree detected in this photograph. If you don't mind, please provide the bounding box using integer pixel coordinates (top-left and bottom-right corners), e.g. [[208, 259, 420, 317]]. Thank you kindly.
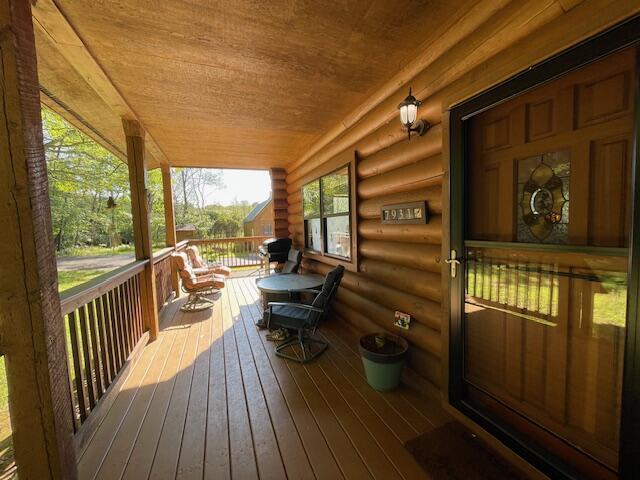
[[42, 108, 167, 252], [172, 168, 223, 218]]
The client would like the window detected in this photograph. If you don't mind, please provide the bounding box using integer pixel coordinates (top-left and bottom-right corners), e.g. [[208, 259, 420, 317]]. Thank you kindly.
[[302, 165, 351, 260]]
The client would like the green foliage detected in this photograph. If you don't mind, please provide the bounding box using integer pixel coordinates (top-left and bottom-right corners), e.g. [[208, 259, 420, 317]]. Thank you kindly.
[[43, 108, 167, 253], [303, 179, 320, 218], [43, 108, 258, 254], [175, 201, 254, 238], [57, 269, 110, 292]]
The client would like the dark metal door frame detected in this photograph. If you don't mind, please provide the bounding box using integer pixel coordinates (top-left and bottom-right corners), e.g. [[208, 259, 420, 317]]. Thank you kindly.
[[448, 15, 640, 479]]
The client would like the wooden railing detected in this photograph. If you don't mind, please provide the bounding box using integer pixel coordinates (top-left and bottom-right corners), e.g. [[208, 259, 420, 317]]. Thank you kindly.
[[188, 236, 269, 268], [59, 236, 268, 438], [59, 261, 147, 431]]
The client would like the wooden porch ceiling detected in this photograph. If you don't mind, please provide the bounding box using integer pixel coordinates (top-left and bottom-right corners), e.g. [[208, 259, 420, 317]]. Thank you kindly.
[[32, 0, 475, 169]]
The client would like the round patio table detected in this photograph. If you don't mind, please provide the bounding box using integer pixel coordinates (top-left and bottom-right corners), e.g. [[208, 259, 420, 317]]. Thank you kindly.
[[256, 273, 325, 316]]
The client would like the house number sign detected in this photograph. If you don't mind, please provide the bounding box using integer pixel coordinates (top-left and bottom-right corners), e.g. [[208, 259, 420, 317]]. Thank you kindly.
[[381, 201, 428, 224]]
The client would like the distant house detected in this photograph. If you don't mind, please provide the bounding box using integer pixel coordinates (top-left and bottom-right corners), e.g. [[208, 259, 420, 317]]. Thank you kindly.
[[176, 224, 197, 242], [243, 198, 273, 237]]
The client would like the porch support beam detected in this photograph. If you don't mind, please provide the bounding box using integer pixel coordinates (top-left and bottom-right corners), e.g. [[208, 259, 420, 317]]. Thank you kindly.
[[123, 119, 159, 340], [270, 168, 289, 238], [0, 0, 77, 477], [161, 165, 177, 247], [161, 164, 180, 296]]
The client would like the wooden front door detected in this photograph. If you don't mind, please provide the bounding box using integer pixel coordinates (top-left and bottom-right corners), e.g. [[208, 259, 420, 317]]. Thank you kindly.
[[458, 46, 636, 478]]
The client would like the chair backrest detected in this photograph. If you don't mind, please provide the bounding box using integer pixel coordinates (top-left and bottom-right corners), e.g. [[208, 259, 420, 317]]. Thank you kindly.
[[309, 265, 344, 323], [281, 248, 302, 274], [172, 252, 196, 289], [185, 245, 205, 268]]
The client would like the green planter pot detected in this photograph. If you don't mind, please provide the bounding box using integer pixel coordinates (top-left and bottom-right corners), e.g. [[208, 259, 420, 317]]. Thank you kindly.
[[359, 333, 408, 391]]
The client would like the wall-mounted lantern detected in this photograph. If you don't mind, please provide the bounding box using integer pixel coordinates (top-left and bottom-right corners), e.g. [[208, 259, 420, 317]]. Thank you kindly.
[[398, 87, 430, 140]]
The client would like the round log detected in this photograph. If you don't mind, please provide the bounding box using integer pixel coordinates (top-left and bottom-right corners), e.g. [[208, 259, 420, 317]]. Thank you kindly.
[[288, 201, 302, 214], [289, 224, 303, 236], [273, 210, 288, 221], [357, 156, 442, 200], [358, 217, 442, 244], [332, 288, 441, 358], [359, 258, 441, 302], [332, 301, 384, 337], [358, 185, 442, 219], [273, 189, 288, 201], [359, 240, 441, 272], [331, 304, 441, 388], [272, 178, 287, 191], [287, 191, 302, 205], [406, 346, 441, 388], [270, 169, 287, 181], [286, 93, 443, 182], [288, 212, 303, 225], [308, 259, 441, 331], [273, 198, 288, 211], [358, 123, 442, 178]]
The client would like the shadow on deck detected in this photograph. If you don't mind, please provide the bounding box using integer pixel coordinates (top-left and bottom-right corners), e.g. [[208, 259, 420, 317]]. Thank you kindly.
[[77, 276, 449, 480]]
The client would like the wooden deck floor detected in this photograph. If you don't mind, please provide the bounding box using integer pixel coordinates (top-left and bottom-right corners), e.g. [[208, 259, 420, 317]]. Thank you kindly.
[[77, 276, 450, 480]]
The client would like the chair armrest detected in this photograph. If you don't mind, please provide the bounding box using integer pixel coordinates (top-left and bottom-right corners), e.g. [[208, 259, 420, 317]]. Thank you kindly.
[[294, 288, 322, 295], [267, 302, 323, 314]]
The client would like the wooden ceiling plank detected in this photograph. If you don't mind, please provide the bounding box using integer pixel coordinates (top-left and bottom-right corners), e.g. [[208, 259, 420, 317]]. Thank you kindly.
[[32, 0, 169, 165], [40, 90, 127, 160]]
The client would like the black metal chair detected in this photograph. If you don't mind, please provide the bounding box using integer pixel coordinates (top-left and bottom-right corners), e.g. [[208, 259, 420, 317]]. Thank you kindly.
[[278, 248, 303, 274], [266, 265, 344, 363]]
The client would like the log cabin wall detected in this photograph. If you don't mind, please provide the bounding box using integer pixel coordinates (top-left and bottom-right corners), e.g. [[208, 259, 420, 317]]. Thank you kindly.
[[285, 0, 640, 393]]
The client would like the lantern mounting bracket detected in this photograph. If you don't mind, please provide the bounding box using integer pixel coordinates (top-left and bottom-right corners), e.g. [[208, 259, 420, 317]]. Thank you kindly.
[[405, 119, 430, 140]]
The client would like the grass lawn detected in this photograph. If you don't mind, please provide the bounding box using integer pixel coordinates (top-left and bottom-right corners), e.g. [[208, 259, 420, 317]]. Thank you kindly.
[[0, 358, 15, 478], [58, 269, 110, 292], [64, 244, 136, 257]]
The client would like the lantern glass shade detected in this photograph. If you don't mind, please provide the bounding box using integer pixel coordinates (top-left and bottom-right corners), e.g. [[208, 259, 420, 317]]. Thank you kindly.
[[406, 103, 418, 124], [398, 88, 420, 127]]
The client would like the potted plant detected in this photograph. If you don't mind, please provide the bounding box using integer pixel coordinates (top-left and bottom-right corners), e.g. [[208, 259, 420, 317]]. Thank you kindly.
[[359, 332, 408, 391]]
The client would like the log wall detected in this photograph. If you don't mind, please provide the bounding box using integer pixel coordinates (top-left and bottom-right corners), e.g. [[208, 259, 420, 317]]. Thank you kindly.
[[285, 0, 640, 393], [289, 125, 445, 388]]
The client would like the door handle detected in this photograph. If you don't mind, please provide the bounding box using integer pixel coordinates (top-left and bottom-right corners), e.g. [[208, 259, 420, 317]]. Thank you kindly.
[[444, 249, 462, 278]]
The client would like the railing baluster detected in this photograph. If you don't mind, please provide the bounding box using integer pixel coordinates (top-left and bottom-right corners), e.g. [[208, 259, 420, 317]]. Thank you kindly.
[[87, 300, 104, 398], [77, 305, 96, 410], [101, 292, 118, 380], [67, 311, 87, 423], [110, 288, 125, 368], [126, 278, 139, 343], [117, 284, 132, 357], [60, 261, 151, 428], [134, 274, 144, 336], [121, 281, 134, 355], [95, 295, 112, 385]]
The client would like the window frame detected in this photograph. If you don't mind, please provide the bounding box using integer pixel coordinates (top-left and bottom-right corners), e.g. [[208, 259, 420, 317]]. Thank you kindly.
[[302, 158, 357, 270]]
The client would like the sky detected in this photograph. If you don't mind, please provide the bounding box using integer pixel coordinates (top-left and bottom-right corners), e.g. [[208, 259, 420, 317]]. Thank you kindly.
[[204, 169, 271, 206]]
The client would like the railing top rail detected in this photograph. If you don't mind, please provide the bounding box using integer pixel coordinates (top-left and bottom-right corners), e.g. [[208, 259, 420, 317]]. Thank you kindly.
[[187, 236, 270, 244], [153, 246, 175, 263], [60, 260, 148, 316]]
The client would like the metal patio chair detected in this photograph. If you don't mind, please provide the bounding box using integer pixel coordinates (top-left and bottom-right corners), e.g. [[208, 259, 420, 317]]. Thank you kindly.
[[265, 265, 344, 363]]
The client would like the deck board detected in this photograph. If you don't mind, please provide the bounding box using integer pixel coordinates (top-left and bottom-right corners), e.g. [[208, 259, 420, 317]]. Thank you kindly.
[[78, 276, 449, 479]]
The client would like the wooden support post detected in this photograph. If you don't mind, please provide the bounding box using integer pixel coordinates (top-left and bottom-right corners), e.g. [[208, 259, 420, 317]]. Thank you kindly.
[[270, 168, 289, 238], [0, 0, 77, 477], [161, 164, 180, 296], [123, 119, 160, 340]]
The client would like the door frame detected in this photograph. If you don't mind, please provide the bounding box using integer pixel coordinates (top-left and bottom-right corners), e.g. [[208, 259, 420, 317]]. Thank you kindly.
[[448, 15, 640, 479]]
